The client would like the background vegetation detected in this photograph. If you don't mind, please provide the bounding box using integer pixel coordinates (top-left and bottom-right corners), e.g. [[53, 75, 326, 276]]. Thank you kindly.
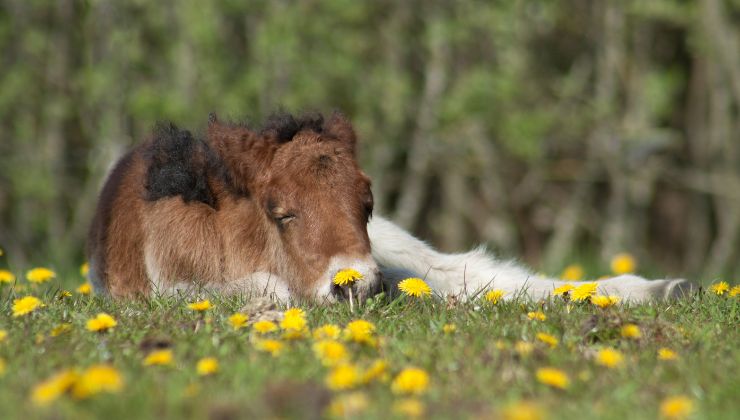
[[1, 0, 739, 282]]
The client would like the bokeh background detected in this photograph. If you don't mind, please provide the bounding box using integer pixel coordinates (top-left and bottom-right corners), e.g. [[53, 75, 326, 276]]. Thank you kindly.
[[0, 0, 739, 283]]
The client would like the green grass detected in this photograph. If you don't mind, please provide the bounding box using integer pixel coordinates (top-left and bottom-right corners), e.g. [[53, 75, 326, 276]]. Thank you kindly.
[[0, 285, 738, 420]]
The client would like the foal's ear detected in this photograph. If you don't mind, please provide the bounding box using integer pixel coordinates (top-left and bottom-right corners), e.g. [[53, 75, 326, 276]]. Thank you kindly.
[[324, 111, 357, 155]]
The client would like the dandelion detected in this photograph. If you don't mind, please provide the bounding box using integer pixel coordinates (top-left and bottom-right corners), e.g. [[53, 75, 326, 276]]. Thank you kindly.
[[0, 269, 15, 284], [398, 278, 432, 298], [143, 349, 173, 366], [313, 340, 349, 366], [527, 311, 546, 321], [344, 319, 377, 346], [571, 283, 598, 302], [252, 320, 278, 334], [515, 341, 534, 356], [553, 284, 574, 297], [485, 289, 506, 304], [86, 313, 117, 332], [76, 282, 92, 295], [709, 281, 729, 296], [255, 339, 284, 357], [313, 324, 341, 340], [393, 398, 425, 418], [26, 267, 56, 284], [502, 401, 543, 420], [620, 323, 642, 339], [280, 308, 308, 337], [333, 268, 363, 286], [187, 300, 212, 311], [57, 290, 72, 300], [196, 357, 219, 376], [391, 367, 429, 395], [31, 369, 79, 405], [660, 395, 694, 419], [561, 264, 584, 281], [596, 348, 624, 368], [536, 332, 559, 348], [12, 295, 43, 317], [730, 285, 740, 297], [228, 313, 249, 330], [442, 323, 457, 334], [0, 358, 5, 376], [326, 363, 361, 391], [610, 253, 636, 274], [592, 295, 620, 308], [71, 365, 124, 399], [362, 359, 389, 383], [328, 392, 369, 417], [50, 323, 72, 337], [80, 262, 89, 277], [536, 367, 569, 389], [658, 348, 679, 361]]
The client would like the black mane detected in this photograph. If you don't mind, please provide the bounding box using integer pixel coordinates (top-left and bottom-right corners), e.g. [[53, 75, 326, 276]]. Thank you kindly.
[[260, 112, 325, 143]]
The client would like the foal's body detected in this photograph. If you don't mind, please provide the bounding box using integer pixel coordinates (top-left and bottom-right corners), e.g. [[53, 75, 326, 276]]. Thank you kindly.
[[88, 113, 693, 302]]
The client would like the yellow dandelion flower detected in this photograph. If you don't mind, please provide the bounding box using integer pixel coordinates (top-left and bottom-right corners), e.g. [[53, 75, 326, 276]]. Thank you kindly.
[[252, 320, 278, 334], [561, 264, 584, 281], [709, 281, 729, 296], [502, 401, 543, 420], [143, 349, 173, 366], [76, 282, 92, 295], [596, 348, 624, 368], [228, 313, 249, 330], [26, 267, 56, 284], [592, 295, 620, 308], [12, 295, 43, 317], [620, 323, 642, 339], [50, 323, 72, 337], [328, 392, 369, 417], [553, 284, 574, 297], [730, 285, 740, 297], [313, 340, 349, 366], [196, 357, 219, 376], [0, 269, 16, 284], [0, 330, 7, 342], [80, 262, 89, 277], [280, 310, 307, 332], [86, 313, 117, 332], [442, 323, 457, 334], [391, 367, 429, 396], [333, 268, 363, 286], [0, 358, 5, 376], [536, 367, 569, 389], [393, 398, 425, 418], [313, 324, 341, 340], [255, 339, 284, 356], [660, 395, 694, 419], [610, 253, 636, 274], [658, 348, 679, 361], [485, 289, 506, 304], [398, 278, 432, 298], [527, 311, 546, 321], [71, 365, 123, 399], [344, 319, 377, 346], [326, 363, 361, 391], [515, 341, 534, 356], [187, 300, 212, 311], [362, 359, 389, 383], [571, 283, 598, 302], [31, 369, 79, 406], [536, 332, 559, 348]]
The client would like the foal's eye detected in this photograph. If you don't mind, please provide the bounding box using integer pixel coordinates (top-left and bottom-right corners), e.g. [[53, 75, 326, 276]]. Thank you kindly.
[[275, 214, 296, 225], [269, 206, 296, 226]]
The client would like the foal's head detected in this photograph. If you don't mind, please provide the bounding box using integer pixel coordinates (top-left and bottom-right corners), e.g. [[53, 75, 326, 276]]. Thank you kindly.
[[209, 112, 381, 302]]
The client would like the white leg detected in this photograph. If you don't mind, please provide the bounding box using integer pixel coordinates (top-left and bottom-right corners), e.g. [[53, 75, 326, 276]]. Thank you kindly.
[[368, 216, 695, 302]]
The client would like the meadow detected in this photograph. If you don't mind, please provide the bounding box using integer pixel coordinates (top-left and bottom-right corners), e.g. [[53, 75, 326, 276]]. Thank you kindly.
[[0, 259, 738, 420]]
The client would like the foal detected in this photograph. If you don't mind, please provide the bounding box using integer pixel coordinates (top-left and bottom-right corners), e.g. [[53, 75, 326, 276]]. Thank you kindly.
[[88, 112, 695, 302]]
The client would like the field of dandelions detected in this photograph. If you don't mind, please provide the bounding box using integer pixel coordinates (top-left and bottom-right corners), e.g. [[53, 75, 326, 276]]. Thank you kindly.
[[0, 248, 738, 420]]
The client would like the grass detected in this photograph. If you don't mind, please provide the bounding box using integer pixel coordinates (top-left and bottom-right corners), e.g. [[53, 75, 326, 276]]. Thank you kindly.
[[0, 281, 738, 420]]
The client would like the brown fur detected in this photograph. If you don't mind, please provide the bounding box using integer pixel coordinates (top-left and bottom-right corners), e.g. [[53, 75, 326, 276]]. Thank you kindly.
[[87, 112, 376, 300]]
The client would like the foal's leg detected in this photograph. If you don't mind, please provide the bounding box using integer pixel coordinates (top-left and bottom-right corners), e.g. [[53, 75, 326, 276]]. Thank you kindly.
[[368, 216, 695, 302]]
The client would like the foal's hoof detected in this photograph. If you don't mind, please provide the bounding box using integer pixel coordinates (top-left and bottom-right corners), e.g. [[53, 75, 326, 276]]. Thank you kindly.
[[664, 279, 698, 299]]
